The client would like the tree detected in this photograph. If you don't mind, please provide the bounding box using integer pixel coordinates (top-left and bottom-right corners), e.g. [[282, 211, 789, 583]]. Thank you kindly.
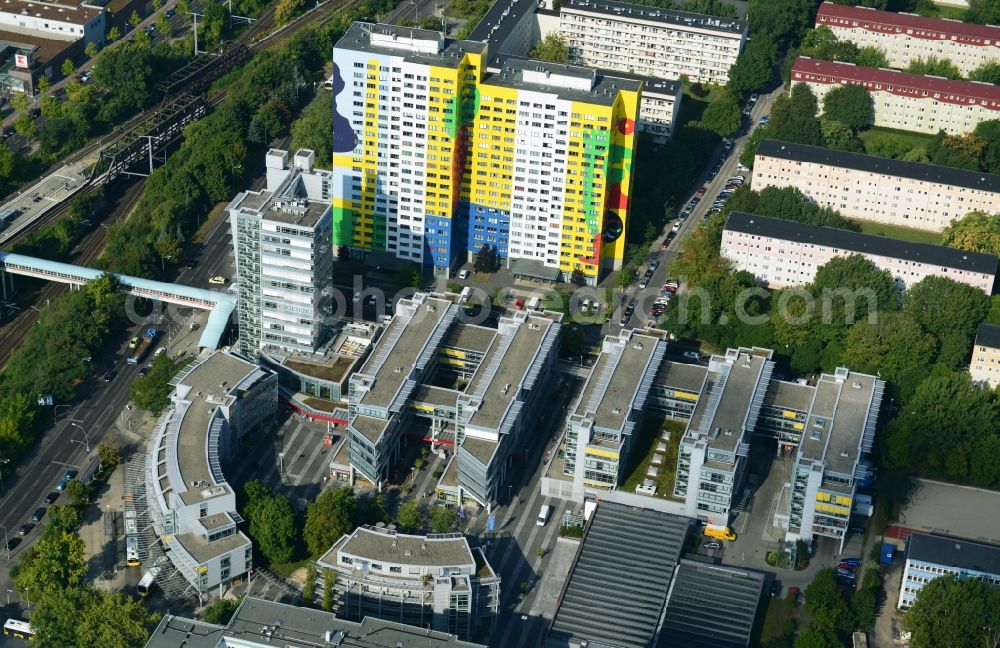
[[739, 126, 769, 169], [903, 276, 989, 367], [864, 132, 914, 160], [768, 84, 823, 147], [11, 93, 29, 113], [396, 501, 424, 533], [202, 597, 240, 625], [322, 569, 335, 611], [291, 92, 333, 169], [970, 61, 1000, 84], [129, 9, 142, 27], [974, 119, 1000, 174], [37, 76, 49, 93], [92, 40, 153, 123], [967, 0, 1000, 25], [85, 41, 98, 58], [157, 13, 172, 37], [79, 590, 159, 647], [700, 91, 742, 137], [243, 483, 297, 564], [431, 505, 457, 533], [841, 311, 937, 387], [855, 46, 888, 68], [304, 488, 355, 557], [474, 244, 499, 274], [905, 56, 962, 80], [129, 354, 178, 414], [727, 38, 775, 98], [302, 565, 317, 605], [275, 0, 306, 25], [795, 627, 842, 648], [821, 119, 863, 153], [570, 268, 586, 287], [29, 587, 95, 647], [529, 33, 568, 63], [61, 58, 76, 77], [107, 25, 121, 41], [45, 504, 82, 536], [97, 441, 120, 471], [12, 530, 87, 596], [803, 569, 854, 634], [13, 113, 35, 138], [942, 211, 1000, 256], [66, 478, 90, 507], [821, 84, 873, 131], [905, 575, 1000, 648]]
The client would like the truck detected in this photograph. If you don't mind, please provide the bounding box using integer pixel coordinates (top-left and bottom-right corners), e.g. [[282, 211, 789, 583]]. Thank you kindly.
[[128, 328, 158, 365], [703, 524, 737, 541]]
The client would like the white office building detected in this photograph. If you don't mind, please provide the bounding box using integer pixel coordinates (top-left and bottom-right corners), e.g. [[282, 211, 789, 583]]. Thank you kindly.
[[898, 532, 1000, 608], [228, 149, 339, 359], [144, 351, 277, 593], [559, 0, 747, 85]]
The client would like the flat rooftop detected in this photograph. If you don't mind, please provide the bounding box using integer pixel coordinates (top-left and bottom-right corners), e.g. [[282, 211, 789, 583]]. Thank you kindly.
[[484, 58, 642, 106], [576, 331, 660, 432], [907, 532, 1000, 576], [222, 598, 487, 648], [351, 413, 389, 444], [658, 560, 765, 648], [2, 0, 102, 25], [336, 22, 486, 69], [765, 379, 815, 414], [461, 435, 500, 467], [976, 322, 1000, 350], [467, 0, 535, 45], [798, 371, 878, 475], [655, 360, 708, 394], [358, 295, 452, 409], [816, 1, 1000, 43], [561, 0, 747, 34], [687, 350, 770, 454], [174, 353, 262, 506], [175, 528, 251, 564], [466, 316, 553, 430], [413, 385, 459, 408], [548, 501, 691, 648], [144, 616, 225, 648], [443, 323, 496, 354], [897, 479, 1000, 545], [322, 525, 476, 569], [281, 354, 357, 383]]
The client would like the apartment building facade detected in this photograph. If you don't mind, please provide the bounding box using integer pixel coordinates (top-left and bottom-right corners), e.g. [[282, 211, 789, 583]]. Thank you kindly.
[[752, 139, 1000, 232], [562, 328, 667, 499], [316, 526, 500, 640], [144, 352, 277, 593], [792, 57, 1000, 135], [228, 149, 338, 359], [721, 211, 998, 293], [898, 532, 1000, 608], [816, 2, 1000, 76], [970, 322, 1000, 388], [559, 0, 746, 85], [331, 23, 640, 284]]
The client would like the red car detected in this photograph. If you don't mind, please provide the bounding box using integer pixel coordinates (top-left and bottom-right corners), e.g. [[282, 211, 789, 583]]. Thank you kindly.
[[695, 186, 707, 197]]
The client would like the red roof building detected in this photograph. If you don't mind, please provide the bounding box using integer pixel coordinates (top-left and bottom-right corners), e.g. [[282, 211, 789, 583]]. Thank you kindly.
[[814, 2, 1000, 76], [792, 56, 1000, 134]]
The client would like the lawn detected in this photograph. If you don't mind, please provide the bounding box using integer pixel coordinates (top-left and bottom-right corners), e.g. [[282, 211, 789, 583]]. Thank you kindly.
[[620, 418, 686, 498], [859, 126, 935, 153], [751, 595, 802, 648], [854, 219, 942, 246]]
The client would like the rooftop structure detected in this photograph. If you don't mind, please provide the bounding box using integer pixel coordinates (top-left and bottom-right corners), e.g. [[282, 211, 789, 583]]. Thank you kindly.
[[317, 526, 500, 641], [816, 2, 1000, 76], [145, 597, 487, 648], [753, 139, 1000, 232], [548, 501, 692, 648], [144, 351, 277, 592], [890, 478, 1000, 547], [899, 532, 1000, 608], [658, 560, 766, 648], [722, 211, 997, 293]]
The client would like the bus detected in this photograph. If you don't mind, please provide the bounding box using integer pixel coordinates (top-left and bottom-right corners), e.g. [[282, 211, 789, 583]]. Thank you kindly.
[[3, 618, 34, 640], [126, 536, 141, 567], [124, 510, 137, 536], [137, 569, 157, 597]]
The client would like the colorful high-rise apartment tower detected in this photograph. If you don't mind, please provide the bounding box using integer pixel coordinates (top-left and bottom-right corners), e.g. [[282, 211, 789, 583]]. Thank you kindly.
[[331, 22, 641, 284]]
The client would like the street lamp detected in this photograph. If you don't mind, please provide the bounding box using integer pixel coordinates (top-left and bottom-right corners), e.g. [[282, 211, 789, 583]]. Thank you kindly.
[[0, 525, 9, 560], [69, 421, 90, 453], [53, 403, 72, 424], [0, 458, 9, 495]]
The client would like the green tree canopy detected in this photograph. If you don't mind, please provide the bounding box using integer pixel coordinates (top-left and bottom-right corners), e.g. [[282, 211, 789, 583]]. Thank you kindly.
[[821, 84, 873, 131], [803, 569, 854, 634], [129, 353, 179, 414], [290, 92, 333, 169], [396, 501, 425, 533], [529, 33, 569, 63], [821, 119, 863, 153], [243, 481, 297, 564], [902, 276, 989, 367], [855, 46, 888, 68], [727, 38, 775, 98], [700, 91, 743, 137], [970, 61, 1000, 84], [941, 211, 1000, 256], [202, 598, 240, 625], [863, 132, 914, 160], [905, 56, 962, 79], [841, 311, 936, 389], [739, 126, 769, 169], [905, 575, 1000, 648], [967, 0, 1000, 24], [768, 84, 823, 147], [304, 487, 356, 557], [431, 505, 457, 533], [12, 530, 87, 596]]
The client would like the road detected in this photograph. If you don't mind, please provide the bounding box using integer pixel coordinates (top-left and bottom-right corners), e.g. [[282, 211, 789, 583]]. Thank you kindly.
[[609, 88, 781, 336]]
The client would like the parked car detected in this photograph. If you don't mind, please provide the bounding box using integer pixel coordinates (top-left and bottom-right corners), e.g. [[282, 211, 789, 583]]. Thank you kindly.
[[760, 115, 770, 125], [64, 469, 77, 481], [664, 280, 679, 289], [5, 537, 20, 552], [849, 525, 866, 535], [770, 580, 782, 597], [55, 478, 68, 492], [208, 276, 227, 285], [671, 221, 681, 232], [836, 568, 857, 580], [138, 366, 150, 376], [838, 562, 858, 573], [458, 269, 470, 279], [44, 492, 59, 505], [18, 524, 32, 536], [165, 7, 175, 17], [737, 163, 750, 173], [184, 260, 197, 269], [103, 370, 116, 382], [648, 258, 660, 270], [750, 93, 759, 103], [31, 507, 45, 522], [638, 280, 649, 290], [840, 558, 862, 568], [695, 186, 707, 197], [703, 541, 722, 551], [683, 351, 700, 361]]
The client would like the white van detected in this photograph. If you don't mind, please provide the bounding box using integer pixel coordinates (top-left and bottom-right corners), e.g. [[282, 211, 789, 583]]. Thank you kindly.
[[537, 504, 551, 527], [460, 286, 473, 304]]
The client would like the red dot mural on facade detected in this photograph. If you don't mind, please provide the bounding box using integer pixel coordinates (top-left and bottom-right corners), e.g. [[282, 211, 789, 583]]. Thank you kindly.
[[617, 118, 635, 135]]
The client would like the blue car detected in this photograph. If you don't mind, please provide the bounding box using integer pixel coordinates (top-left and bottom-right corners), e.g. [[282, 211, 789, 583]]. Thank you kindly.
[[840, 558, 861, 568], [55, 478, 69, 492]]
